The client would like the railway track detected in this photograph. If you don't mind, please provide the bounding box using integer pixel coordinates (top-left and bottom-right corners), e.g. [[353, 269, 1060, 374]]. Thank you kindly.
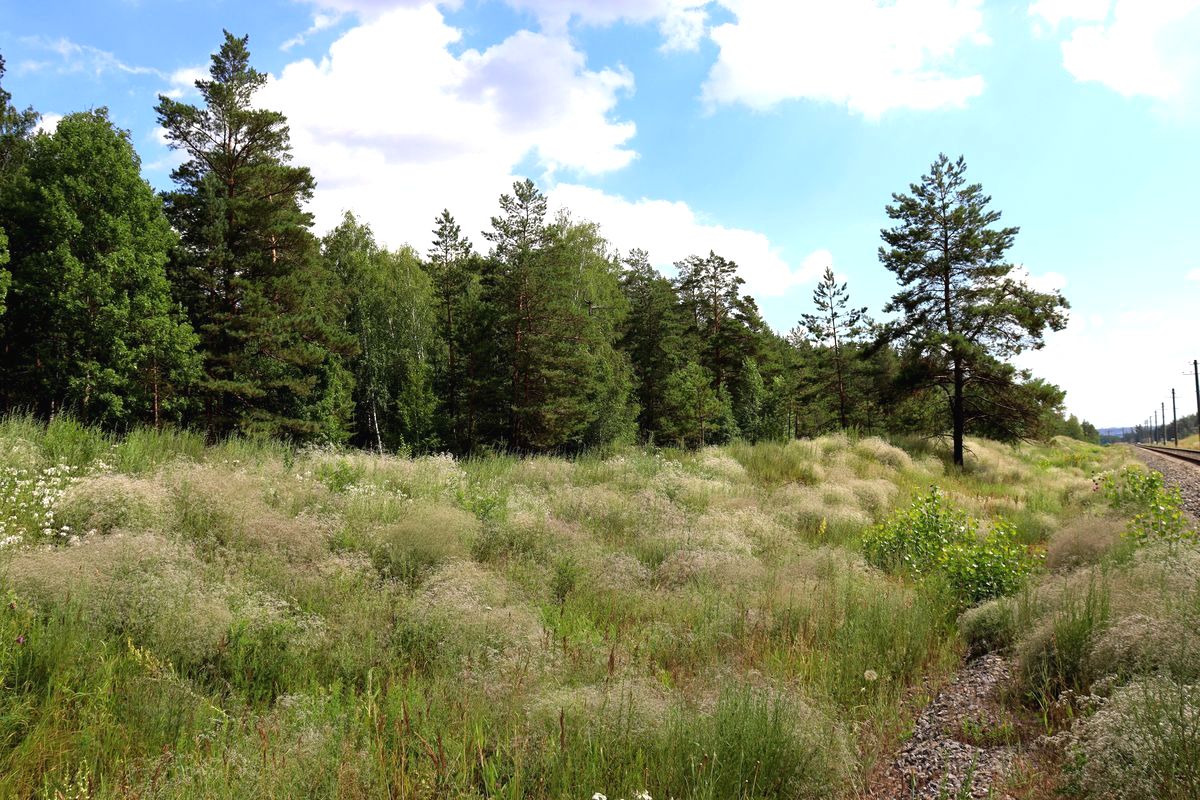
[[1136, 444, 1200, 467]]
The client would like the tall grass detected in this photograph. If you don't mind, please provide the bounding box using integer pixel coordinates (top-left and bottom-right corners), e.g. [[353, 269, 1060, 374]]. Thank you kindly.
[[0, 415, 1137, 798]]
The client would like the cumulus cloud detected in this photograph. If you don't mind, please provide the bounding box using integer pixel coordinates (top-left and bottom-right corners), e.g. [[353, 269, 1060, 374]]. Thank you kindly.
[[248, 4, 636, 251], [1012, 264, 1068, 293], [503, 0, 709, 49], [701, 0, 990, 117], [1030, 0, 1200, 102], [234, 4, 819, 303], [550, 183, 828, 298]]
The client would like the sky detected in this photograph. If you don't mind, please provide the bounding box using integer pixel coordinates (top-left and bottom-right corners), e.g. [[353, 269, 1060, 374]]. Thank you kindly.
[[1, 0, 1197, 428]]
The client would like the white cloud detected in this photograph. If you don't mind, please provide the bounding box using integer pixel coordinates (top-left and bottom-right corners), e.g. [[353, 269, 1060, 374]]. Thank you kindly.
[[1029, 0, 1110, 27], [1018, 306, 1195, 426], [161, 66, 208, 99], [1030, 0, 1200, 101], [17, 37, 164, 78], [246, 4, 814, 305], [34, 113, 63, 134], [253, 4, 636, 252], [701, 0, 990, 117], [1187, 268, 1200, 281], [550, 183, 828, 298], [295, 0, 707, 50], [1012, 264, 1068, 293], [503, 0, 709, 50], [282, 12, 342, 50]]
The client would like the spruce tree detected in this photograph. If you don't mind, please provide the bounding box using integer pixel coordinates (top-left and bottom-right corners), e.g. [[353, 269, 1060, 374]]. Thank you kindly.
[[0, 110, 199, 426], [879, 154, 1068, 465], [156, 31, 354, 441]]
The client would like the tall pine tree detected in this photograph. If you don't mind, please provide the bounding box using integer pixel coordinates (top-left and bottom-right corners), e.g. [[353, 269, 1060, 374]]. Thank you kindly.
[[156, 31, 354, 441], [619, 248, 686, 439], [428, 209, 475, 451], [879, 154, 1068, 465]]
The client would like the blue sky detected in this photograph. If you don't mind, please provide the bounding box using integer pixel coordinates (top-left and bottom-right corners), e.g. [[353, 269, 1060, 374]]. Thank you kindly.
[[2, 0, 1198, 427]]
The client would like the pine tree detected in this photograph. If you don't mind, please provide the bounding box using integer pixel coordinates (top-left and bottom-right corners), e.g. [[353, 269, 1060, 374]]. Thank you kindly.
[[0, 110, 199, 426], [428, 209, 474, 450], [156, 31, 354, 441], [481, 180, 634, 451], [619, 248, 686, 439], [660, 362, 736, 448], [879, 154, 1068, 465], [799, 266, 868, 430]]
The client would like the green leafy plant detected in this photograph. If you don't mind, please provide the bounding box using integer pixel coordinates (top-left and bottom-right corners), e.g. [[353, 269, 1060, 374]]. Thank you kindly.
[[863, 488, 1038, 609], [1100, 467, 1196, 545]]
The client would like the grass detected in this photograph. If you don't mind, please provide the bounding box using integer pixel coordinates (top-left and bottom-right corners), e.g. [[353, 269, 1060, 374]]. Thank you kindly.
[[0, 415, 1155, 798]]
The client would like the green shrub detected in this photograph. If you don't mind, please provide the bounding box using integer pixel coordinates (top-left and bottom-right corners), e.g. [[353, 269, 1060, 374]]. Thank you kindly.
[[1101, 467, 1196, 545], [863, 488, 1038, 609]]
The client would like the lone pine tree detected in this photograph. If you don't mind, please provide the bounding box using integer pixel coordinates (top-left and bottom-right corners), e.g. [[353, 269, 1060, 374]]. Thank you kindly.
[[879, 154, 1067, 466], [156, 31, 354, 441]]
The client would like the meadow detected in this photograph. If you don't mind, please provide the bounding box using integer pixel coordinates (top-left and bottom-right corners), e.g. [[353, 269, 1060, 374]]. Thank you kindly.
[[0, 415, 1196, 799]]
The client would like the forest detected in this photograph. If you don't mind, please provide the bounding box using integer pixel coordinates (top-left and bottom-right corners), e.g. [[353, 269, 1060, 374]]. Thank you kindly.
[[0, 33, 1091, 463]]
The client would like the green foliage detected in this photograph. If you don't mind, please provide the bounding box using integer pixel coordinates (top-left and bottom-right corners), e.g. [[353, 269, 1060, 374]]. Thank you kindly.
[[863, 488, 1038, 609], [959, 597, 1018, 656], [0, 110, 200, 426], [324, 214, 440, 451], [157, 32, 354, 442], [659, 362, 737, 447], [1101, 466, 1196, 545], [1018, 575, 1110, 706], [879, 153, 1069, 464]]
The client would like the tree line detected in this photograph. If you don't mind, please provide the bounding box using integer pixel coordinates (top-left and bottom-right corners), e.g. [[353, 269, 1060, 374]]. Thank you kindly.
[[0, 33, 1084, 466]]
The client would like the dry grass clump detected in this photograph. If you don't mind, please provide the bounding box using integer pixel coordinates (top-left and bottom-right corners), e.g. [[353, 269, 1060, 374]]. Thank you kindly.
[[528, 677, 671, 735], [6, 532, 233, 666], [588, 552, 652, 592], [410, 560, 542, 662], [696, 450, 750, 483], [169, 464, 329, 561], [1046, 517, 1124, 571], [853, 437, 914, 472], [963, 438, 1029, 483], [509, 456, 575, 488], [655, 548, 765, 587], [1066, 677, 1200, 800], [368, 502, 477, 583], [1091, 612, 1200, 680], [54, 473, 167, 535]]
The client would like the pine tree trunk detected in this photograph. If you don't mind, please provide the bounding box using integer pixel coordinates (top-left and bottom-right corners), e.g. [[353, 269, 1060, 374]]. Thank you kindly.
[[952, 356, 965, 467]]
